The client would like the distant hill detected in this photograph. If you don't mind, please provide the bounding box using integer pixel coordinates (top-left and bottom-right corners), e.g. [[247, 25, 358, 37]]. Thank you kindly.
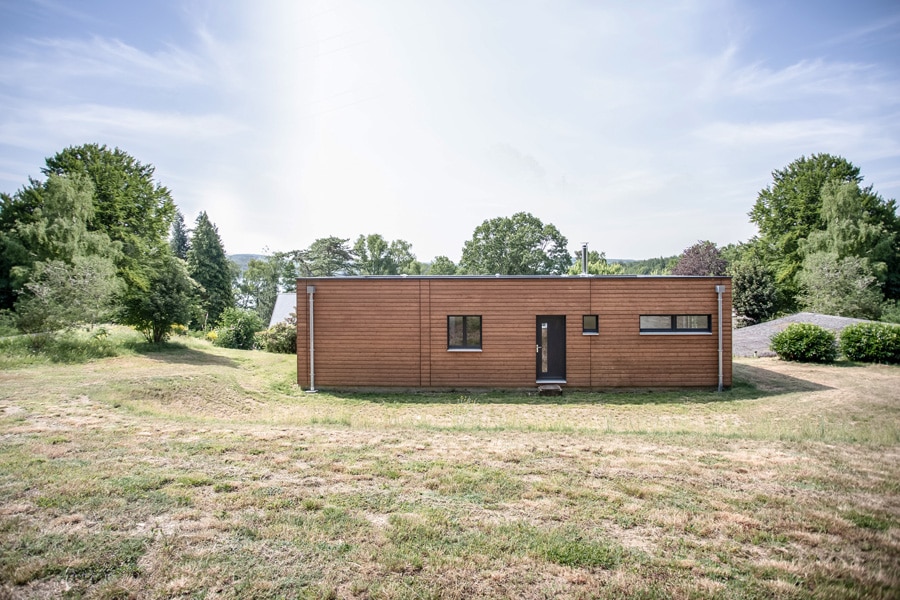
[[229, 254, 266, 272]]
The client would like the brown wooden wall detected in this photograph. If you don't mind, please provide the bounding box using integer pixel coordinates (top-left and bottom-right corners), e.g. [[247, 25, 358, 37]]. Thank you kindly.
[[296, 277, 732, 390]]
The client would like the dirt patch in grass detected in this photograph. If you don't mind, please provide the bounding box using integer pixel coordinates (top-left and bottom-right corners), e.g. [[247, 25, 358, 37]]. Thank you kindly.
[[1, 341, 899, 598]]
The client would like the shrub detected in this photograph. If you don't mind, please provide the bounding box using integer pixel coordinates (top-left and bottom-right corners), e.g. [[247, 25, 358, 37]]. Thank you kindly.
[[839, 322, 900, 364], [212, 308, 263, 350], [881, 300, 900, 324], [256, 323, 297, 354], [770, 323, 837, 363]]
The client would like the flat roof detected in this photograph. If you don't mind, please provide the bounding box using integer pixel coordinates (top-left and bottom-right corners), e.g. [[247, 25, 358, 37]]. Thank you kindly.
[[297, 274, 731, 281]]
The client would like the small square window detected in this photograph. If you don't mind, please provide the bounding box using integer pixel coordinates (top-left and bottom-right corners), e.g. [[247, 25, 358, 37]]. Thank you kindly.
[[582, 315, 599, 335], [448, 315, 482, 350]]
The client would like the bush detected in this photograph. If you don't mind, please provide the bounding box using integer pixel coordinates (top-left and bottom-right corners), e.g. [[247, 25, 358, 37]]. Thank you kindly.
[[840, 322, 900, 364], [770, 323, 837, 363], [880, 300, 900, 324], [212, 308, 263, 350], [255, 311, 296, 354]]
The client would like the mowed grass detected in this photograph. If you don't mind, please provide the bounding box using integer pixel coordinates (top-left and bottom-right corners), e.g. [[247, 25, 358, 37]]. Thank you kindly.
[[1, 333, 899, 599]]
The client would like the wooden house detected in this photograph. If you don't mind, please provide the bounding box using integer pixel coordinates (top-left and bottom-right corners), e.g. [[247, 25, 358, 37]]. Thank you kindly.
[[295, 276, 732, 391]]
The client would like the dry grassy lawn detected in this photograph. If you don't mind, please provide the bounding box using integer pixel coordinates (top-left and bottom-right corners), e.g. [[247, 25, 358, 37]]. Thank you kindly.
[[1, 333, 898, 599]]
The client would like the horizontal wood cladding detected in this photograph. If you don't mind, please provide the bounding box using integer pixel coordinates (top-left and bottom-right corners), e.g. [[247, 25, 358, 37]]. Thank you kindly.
[[297, 277, 732, 390]]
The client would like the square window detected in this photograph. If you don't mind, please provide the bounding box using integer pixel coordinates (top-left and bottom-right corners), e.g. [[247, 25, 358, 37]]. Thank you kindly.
[[582, 315, 599, 334], [448, 315, 482, 350]]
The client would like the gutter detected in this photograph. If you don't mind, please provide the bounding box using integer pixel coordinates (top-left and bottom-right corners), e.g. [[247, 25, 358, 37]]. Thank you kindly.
[[716, 284, 725, 392], [307, 285, 317, 393]]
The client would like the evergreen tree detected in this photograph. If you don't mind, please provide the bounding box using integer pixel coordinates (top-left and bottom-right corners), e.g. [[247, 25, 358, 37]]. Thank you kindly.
[[170, 209, 190, 259], [187, 212, 234, 328], [306, 236, 354, 276]]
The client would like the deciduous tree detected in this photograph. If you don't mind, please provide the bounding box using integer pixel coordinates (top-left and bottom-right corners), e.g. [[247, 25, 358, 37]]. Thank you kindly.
[[42, 144, 176, 287], [428, 256, 458, 275], [749, 154, 869, 309], [567, 250, 625, 275], [798, 252, 883, 319], [15, 256, 121, 334], [119, 252, 200, 343], [671, 241, 727, 276], [352, 234, 417, 275], [730, 256, 777, 325], [459, 212, 571, 275]]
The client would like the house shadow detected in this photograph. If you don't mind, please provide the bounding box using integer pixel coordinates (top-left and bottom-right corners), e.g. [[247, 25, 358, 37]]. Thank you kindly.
[[127, 341, 241, 368], [732, 361, 833, 395], [329, 361, 834, 407]]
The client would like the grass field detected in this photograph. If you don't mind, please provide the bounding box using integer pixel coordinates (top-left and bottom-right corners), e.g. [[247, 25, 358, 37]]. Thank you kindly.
[[1, 330, 898, 599]]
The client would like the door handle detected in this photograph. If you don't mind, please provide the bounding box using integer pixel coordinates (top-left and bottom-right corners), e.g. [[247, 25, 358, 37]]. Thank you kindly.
[[536, 344, 541, 353]]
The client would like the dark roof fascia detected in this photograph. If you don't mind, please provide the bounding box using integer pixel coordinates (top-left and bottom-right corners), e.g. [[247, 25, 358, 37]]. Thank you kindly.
[[297, 275, 732, 281]]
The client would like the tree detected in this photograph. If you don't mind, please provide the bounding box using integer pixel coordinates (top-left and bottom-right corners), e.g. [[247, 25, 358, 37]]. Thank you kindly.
[[428, 256, 458, 275], [749, 154, 865, 308], [798, 252, 883, 319], [617, 256, 677, 275], [235, 255, 283, 323], [212, 307, 264, 350], [459, 212, 571, 275], [1, 174, 122, 324], [801, 181, 898, 291], [42, 144, 176, 286], [15, 256, 121, 334], [352, 234, 417, 275], [671, 241, 727, 276], [0, 184, 44, 309], [169, 209, 190, 260], [306, 236, 354, 276], [119, 252, 200, 343], [730, 257, 777, 325], [567, 250, 625, 275], [187, 212, 234, 328]]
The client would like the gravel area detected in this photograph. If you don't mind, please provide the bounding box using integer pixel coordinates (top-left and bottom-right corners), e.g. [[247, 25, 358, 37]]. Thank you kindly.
[[732, 312, 872, 357]]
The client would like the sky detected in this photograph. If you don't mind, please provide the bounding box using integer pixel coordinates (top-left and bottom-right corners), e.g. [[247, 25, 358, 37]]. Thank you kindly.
[[1, 0, 899, 262]]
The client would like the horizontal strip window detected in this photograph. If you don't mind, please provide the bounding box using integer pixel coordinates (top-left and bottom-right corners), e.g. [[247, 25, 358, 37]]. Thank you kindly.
[[448, 315, 482, 350], [640, 314, 711, 334]]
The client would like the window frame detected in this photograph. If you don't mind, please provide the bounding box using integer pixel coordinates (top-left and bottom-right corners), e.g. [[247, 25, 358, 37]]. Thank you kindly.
[[582, 314, 599, 335], [447, 315, 483, 351], [639, 314, 712, 335]]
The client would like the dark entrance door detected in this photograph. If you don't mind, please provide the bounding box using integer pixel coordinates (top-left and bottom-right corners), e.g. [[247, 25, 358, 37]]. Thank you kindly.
[[536, 316, 566, 382]]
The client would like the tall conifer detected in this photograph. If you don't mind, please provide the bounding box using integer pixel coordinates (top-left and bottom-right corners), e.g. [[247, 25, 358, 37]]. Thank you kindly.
[[187, 212, 234, 327]]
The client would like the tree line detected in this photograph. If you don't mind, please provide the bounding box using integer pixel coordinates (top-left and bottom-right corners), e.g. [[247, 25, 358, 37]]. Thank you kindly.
[[2, 145, 897, 347]]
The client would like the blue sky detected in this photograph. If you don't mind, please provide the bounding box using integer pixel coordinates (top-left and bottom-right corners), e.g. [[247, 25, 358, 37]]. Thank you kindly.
[[2, 0, 899, 262]]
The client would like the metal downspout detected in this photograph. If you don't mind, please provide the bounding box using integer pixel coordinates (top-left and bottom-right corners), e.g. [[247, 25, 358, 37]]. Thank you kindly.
[[716, 284, 725, 392], [307, 285, 317, 393]]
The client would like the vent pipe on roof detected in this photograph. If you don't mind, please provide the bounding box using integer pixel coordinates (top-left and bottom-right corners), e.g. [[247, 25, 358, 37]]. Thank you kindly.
[[581, 243, 589, 276]]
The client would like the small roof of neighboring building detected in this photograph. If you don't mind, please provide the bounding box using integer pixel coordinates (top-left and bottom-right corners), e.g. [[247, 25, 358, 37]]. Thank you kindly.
[[269, 293, 296, 328]]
